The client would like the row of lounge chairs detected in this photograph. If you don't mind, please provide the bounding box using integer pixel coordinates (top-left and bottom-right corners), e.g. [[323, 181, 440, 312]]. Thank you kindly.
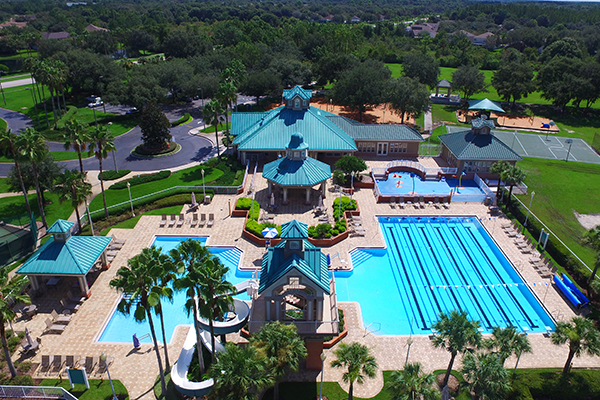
[[39, 354, 113, 376], [107, 238, 126, 263], [159, 213, 214, 228], [389, 197, 450, 210], [502, 220, 555, 279], [349, 215, 365, 236]]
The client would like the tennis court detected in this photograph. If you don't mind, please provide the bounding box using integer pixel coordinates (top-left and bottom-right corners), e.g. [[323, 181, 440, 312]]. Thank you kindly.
[[446, 126, 600, 164]]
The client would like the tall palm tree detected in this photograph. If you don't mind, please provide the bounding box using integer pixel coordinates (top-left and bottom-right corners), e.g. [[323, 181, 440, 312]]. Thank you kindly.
[[0, 129, 32, 217], [88, 125, 116, 218], [0, 267, 30, 379], [331, 342, 378, 400], [431, 310, 482, 387], [53, 169, 92, 233], [489, 161, 509, 200], [584, 226, 600, 287], [209, 343, 274, 400], [251, 321, 307, 400], [202, 99, 224, 160], [500, 165, 527, 204], [110, 252, 167, 395], [461, 352, 510, 400], [551, 317, 600, 374], [170, 239, 213, 374], [483, 326, 531, 368], [217, 80, 237, 148], [29, 59, 50, 128], [387, 362, 438, 400], [62, 120, 90, 174], [17, 128, 49, 228]]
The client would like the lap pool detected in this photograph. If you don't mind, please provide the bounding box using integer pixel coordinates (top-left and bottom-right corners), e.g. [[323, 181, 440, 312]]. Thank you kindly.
[[98, 236, 252, 344], [339, 217, 554, 335]]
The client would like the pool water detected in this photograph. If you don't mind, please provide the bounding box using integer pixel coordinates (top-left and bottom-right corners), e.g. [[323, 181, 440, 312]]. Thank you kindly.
[[376, 174, 484, 197], [98, 236, 251, 344], [340, 217, 554, 335]]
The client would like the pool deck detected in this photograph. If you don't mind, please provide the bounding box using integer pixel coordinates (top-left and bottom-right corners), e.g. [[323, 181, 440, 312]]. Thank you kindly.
[[11, 158, 599, 399]]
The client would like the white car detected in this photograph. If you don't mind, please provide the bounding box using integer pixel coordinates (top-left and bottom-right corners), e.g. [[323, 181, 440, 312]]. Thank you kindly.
[[87, 97, 103, 108]]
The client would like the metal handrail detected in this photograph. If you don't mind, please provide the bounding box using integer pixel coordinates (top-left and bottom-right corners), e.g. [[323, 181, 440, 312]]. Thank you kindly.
[[0, 385, 78, 400]]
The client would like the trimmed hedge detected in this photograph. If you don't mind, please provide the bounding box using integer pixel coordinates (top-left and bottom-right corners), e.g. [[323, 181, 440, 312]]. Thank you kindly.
[[171, 112, 192, 127], [246, 219, 280, 238], [332, 196, 357, 221], [236, 198, 260, 220], [99, 169, 131, 181], [110, 170, 171, 190]]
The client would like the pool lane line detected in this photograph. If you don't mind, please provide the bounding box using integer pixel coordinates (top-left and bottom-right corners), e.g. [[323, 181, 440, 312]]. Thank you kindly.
[[383, 224, 430, 331]]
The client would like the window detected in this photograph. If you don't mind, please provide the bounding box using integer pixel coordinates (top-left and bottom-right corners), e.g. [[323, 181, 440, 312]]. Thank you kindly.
[[294, 151, 300, 158], [294, 98, 300, 108], [289, 240, 301, 250], [289, 277, 300, 286], [303, 100, 307, 107]]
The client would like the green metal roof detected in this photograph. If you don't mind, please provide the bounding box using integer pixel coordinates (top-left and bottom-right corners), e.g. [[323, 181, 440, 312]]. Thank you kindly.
[[233, 106, 357, 152], [263, 155, 331, 186], [327, 116, 424, 142], [16, 234, 112, 276], [439, 130, 522, 161], [283, 86, 312, 101], [47, 219, 74, 234], [259, 239, 329, 294], [281, 220, 308, 239], [471, 116, 496, 130], [468, 98, 505, 113]]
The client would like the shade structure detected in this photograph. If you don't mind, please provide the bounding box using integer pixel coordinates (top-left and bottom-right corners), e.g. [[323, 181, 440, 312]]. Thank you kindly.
[[468, 98, 505, 113], [262, 227, 278, 239]]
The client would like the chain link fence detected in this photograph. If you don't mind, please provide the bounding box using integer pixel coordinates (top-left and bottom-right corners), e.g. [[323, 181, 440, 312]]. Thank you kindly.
[[0, 213, 37, 267]]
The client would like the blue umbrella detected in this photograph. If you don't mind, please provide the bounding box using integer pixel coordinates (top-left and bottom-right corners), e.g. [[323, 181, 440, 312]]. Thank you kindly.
[[262, 227, 278, 239], [133, 333, 141, 349], [327, 254, 331, 267]]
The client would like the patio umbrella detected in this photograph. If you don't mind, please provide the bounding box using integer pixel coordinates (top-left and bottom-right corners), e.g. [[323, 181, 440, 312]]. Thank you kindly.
[[468, 98, 505, 113], [270, 193, 275, 207], [133, 333, 141, 349], [327, 254, 331, 267], [25, 328, 34, 347], [261, 227, 278, 239], [191, 192, 197, 206], [318, 194, 324, 208]]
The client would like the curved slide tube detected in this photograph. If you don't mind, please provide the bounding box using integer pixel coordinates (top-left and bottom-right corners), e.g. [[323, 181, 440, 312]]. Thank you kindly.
[[197, 298, 251, 335], [171, 326, 225, 397], [554, 275, 587, 310]]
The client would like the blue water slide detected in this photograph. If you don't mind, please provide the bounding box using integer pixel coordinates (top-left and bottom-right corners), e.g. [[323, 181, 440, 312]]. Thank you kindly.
[[562, 274, 590, 306], [554, 275, 582, 309]]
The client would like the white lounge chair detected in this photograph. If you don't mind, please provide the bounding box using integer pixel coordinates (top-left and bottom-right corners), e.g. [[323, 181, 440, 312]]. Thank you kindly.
[[199, 213, 207, 227], [159, 214, 167, 227], [389, 198, 396, 208], [207, 213, 214, 227], [176, 213, 185, 227], [45, 318, 66, 334], [51, 310, 71, 324], [168, 214, 176, 227], [190, 213, 198, 227]]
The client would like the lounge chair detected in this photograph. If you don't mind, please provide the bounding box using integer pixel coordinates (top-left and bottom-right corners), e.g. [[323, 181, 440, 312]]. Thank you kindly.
[[199, 213, 207, 227], [433, 197, 440, 209], [50, 355, 64, 374], [60, 298, 80, 312], [190, 213, 198, 227], [442, 198, 450, 209], [64, 355, 80, 370], [85, 356, 98, 373], [176, 213, 184, 228], [207, 213, 215, 227], [40, 355, 53, 374], [419, 197, 425, 209], [413, 199, 420, 209], [398, 197, 405, 209], [107, 250, 118, 257], [95, 356, 113, 376], [109, 242, 124, 250], [45, 318, 66, 334], [113, 238, 126, 246], [389, 198, 396, 208], [159, 214, 167, 227], [168, 214, 176, 227], [67, 290, 86, 304], [51, 310, 71, 324]]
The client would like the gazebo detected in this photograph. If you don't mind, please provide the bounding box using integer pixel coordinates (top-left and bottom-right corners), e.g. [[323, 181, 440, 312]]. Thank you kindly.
[[16, 219, 112, 297], [263, 133, 331, 205], [436, 79, 452, 97]]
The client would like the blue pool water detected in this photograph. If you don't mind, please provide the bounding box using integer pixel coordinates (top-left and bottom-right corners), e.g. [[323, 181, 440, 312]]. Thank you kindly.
[[98, 236, 252, 343], [376, 174, 484, 198], [340, 217, 554, 335]]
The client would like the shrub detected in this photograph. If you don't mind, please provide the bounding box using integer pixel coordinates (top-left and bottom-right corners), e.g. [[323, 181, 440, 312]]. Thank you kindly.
[[56, 106, 79, 129], [333, 169, 346, 186], [171, 112, 192, 127], [7, 375, 34, 386], [236, 198, 260, 220], [133, 141, 177, 156], [110, 170, 171, 190], [99, 169, 131, 181], [245, 219, 279, 238], [16, 361, 32, 373], [332, 196, 357, 221]]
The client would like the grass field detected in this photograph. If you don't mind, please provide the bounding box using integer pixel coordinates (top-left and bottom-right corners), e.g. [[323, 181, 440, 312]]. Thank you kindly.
[[201, 122, 230, 133], [0, 117, 6, 132], [0, 178, 8, 192], [99, 205, 184, 235], [0, 150, 81, 163], [41, 378, 129, 400], [0, 192, 73, 227]]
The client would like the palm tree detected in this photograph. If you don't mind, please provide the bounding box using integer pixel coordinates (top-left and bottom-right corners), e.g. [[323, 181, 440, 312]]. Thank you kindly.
[[88, 125, 116, 218], [584, 226, 600, 287], [489, 161, 509, 200], [202, 99, 224, 160], [53, 169, 92, 233], [483, 326, 532, 368], [251, 321, 307, 400], [551, 317, 600, 374], [0, 267, 30, 378], [17, 128, 49, 228], [500, 165, 527, 204], [331, 342, 378, 400], [217, 80, 237, 149], [387, 362, 438, 400], [171, 239, 213, 374], [209, 343, 274, 400], [431, 310, 482, 387], [110, 252, 168, 395], [0, 129, 32, 217], [62, 119, 90, 173], [461, 352, 510, 400]]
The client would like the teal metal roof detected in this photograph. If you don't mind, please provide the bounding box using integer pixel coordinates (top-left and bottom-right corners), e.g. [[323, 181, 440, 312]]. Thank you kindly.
[[231, 113, 265, 136], [281, 220, 308, 239], [16, 235, 112, 275], [259, 239, 329, 294], [468, 98, 505, 113], [233, 106, 357, 152], [439, 130, 522, 161], [471, 117, 495, 130], [263, 156, 331, 186], [283, 86, 312, 100], [327, 116, 424, 142], [288, 132, 309, 150], [47, 219, 74, 234]]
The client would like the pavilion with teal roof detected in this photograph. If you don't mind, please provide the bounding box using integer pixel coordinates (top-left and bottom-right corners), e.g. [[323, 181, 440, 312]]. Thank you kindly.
[[16, 219, 112, 297], [262, 133, 331, 204]]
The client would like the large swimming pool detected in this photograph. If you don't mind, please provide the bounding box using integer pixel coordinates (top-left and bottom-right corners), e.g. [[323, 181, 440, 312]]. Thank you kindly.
[[98, 236, 252, 344], [375, 173, 485, 200], [340, 217, 554, 335]]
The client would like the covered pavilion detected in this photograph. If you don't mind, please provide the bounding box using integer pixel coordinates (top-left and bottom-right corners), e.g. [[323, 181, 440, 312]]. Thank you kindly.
[[436, 79, 452, 97], [262, 133, 331, 205], [16, 219, 112, 297]]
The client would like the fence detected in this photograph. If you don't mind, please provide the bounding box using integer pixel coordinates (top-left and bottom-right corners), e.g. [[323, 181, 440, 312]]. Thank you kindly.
[[0, 386, 78, 400], [419, 144, 442, 156], [372, 160, 457, 179], [0, 213, 37, 267], [473, 173, 495, 204]]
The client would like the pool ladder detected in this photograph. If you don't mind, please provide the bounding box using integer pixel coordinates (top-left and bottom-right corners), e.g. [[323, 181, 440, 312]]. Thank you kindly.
[[364, 322, 381, 337]]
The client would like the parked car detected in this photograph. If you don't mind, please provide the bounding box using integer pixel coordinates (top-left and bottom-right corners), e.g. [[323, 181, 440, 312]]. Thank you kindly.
[[87, 97, 103, 108], [126, 107, 139, 114]]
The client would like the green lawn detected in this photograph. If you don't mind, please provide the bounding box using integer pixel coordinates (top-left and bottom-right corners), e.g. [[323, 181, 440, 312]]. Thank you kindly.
[[514, 158, 600, 268], [201, 122, 230, 133], [0, 50, 37, 61], [0, 73, 31, 83], [0, 117, 6, 132], [0, 178, 9, 193], [98, 205, 184, 235], [0, 192, 74, 226], [0, 150, 80, 163], [41, 378, 129, 400]]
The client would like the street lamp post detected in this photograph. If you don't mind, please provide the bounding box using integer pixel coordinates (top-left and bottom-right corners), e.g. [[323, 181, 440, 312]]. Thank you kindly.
[[85, 199, 95, 236], [405, 336, 414, 366], [565, 139, 573, 162], [198, 88, 204, 108], [108, 122, 117, 172], [100, 352, 118, 400], [127, 182, 135, 217], [524, 191, 535, 229], [201, 168, 206, 198], [319, 352, 327, 400], [338, 185, 342, 221], [350, 173, 354, 204]]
